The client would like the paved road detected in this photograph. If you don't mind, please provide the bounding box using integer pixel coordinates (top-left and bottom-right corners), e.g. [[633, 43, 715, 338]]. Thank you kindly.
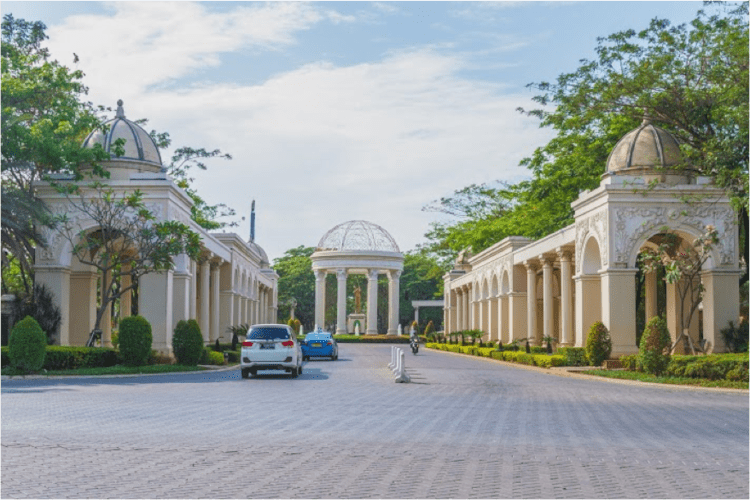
[[2, 344, 748, 499]]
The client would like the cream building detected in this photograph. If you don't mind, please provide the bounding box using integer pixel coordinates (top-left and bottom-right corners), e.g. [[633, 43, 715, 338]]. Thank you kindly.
[[443, 118, 741, 356], [33, 101, 278, 355]]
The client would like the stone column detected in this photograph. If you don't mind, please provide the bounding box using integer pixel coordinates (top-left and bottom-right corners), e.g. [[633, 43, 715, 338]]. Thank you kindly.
[[557, 250, 573, 346], [120, 266, 132, 319], [455, 290, 462, 332], [366, 269, 379, 335], [644, 269, 658, 324], [211, 262, 221, 342], [541, 256, 554, 346], [35, 268, 71, 345], [525, 261, 538, 345], [190, 260, 197, 319], [314, 270, 326, 329], [101, 270, 112, 347], [487, 294, 496, 342], [68, 270, 95, 346], [259, 287, 266, 324], [172, 254, 191, 327], [336, 268, 347, 335], [463, 287, 470, 330], [139, 270, 174, 355], [701, 269, 741, 353], [200, 260, 211, 342], [600, 268, 638, 357], [574, 274, 600, 347], [387, 270, 401, 335], [509, 291, 527, 343]]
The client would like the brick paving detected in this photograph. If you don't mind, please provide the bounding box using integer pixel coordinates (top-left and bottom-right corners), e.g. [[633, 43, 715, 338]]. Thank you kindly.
[[2, 344, 747, 498]]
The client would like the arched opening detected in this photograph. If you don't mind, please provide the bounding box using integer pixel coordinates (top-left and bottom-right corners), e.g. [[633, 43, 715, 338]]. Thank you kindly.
[[576, 236, 602, 347]]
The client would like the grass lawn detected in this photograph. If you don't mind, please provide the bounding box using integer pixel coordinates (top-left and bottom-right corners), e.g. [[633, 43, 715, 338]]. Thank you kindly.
[[581, 369, 748, 390], [2, 364, 215, 377]]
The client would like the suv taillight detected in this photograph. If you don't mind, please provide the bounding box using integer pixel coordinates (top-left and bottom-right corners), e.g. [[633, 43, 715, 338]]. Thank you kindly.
[[326, 341, 332, 345], [281, 340, 294, 347], [242, 341, 253, 347]]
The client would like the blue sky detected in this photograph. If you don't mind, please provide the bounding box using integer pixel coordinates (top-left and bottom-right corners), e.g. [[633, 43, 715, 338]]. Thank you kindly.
[[3, 1, 710, 261]]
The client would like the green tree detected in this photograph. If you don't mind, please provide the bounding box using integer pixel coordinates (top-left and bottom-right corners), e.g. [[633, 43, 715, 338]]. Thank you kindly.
[[55, 183, 202, 336], [1, 15, 110, 292], [273, 246, 316, 330], [399, 251, 444, 329]]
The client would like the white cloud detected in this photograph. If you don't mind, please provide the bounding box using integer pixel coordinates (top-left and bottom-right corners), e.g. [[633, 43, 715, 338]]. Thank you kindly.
[[43, 2, 554, 260]]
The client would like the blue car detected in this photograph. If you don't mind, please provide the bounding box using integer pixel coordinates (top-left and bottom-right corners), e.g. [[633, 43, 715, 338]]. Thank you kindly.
[[300, 330, 338, 361]]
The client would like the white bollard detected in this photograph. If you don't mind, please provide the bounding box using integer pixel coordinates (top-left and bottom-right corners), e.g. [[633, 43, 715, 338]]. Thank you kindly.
[[395, 349, 411, 383], [388, 346, 396, 369], [392, 348, 401, 374]]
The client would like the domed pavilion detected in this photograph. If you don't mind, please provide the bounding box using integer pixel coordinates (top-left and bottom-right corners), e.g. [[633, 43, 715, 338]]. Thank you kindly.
[[443, 117, 740, 355], [33, 100, 278, 355], [311, 221, 404, 335]]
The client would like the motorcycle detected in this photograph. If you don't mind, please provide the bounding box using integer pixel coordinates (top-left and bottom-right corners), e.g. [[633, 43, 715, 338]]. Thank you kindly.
[[410, 336, 419, 355]]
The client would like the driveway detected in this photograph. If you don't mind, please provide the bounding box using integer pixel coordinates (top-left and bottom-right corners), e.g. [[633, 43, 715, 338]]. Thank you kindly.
[[2, 344, 747, 498]]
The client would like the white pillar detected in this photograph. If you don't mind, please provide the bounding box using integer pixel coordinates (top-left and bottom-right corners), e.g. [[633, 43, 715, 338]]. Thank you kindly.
[[701, 269, 741, 353], [120, 265, 132, 319], [388, 270, 401, 335], [488, 295, 497, 342], [172, 255, 191, 327], [190, 260, 197, 319], [139, 270, 174, 355], [525, 261, 538, 345], [644, 269, 658, 324], [336, 268, 347, 335], [68, 270, 96, 346], [211, 263, 221, 342], [463, 288, 470, 330], [200, 260, 210, 342], [366, 269, 379, 335], [600, 268, 638, 357], [456, 290, 463, 332], [36, 268, 71, 345], [101, 269, 112, 347], [314, 270, 326, 329], [541, 256, 553, 346], [558, 250, 573, 346]]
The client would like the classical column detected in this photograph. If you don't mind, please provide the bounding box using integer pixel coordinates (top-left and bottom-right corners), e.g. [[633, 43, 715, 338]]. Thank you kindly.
[[541, 256, 554, 346], [172, 254, 191, 327], [190, 260, 197, 319], [139, 270, 174, 355], [488, 293, 497, 342], [387, 270, 401, 335], [260, 288, 266, 324], [200, 260, 210, 342], [600, 268, 638, 357], [68, 270, 96, 346], [366, 269, 379, 335], [455, 290, 463, 332], [101, 269, 112, 347], [35, 268, 71, 345], [463, 287, 470, 330], [525, 261, 538, 345], [314, 270, 326, 329], [557, 250, 573, 346], [210, 262, 221, 341], [644, 270, 658, 323], [336, 268, 347, 335], [701, 269, 741, 353], [120, 265, 132, 319]]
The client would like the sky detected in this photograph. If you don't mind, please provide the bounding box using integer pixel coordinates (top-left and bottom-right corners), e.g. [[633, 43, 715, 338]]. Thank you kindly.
[[3, 1, 710, 262]]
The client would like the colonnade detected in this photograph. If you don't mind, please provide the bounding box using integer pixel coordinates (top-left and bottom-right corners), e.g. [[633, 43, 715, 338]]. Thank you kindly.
[[313, 269, 401, 335]]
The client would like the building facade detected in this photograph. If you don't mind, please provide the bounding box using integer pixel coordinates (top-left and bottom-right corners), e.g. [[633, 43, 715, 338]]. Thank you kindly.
[[443, 118, 741, 356]]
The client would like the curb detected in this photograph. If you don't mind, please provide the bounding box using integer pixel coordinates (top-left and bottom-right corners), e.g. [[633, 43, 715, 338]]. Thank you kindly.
[[1, 364, 237, 381], [426, 347, 748, 394]]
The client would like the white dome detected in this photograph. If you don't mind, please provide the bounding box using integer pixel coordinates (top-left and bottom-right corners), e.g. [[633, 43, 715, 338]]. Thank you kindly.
[[317, 220, 400, 253], [82, 100, 162, 167], [606, 117, 683, 174]]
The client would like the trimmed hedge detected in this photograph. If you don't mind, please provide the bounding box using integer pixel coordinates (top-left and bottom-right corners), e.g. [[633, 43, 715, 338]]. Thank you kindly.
[[172, 319, 204, 365], [9, 316, 47, 372], [119, 316, 152, 366], [639, 316, 671, 375], [586, 322, 612, 367], [1, 346, 118, 370], [667, 354, 748, 382], [331, 334, 413, 343], [558, 347, 588, 366], [428, 343, 565, 368]]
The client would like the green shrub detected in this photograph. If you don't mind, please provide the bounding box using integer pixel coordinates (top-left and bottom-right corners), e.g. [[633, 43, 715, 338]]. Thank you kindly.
[[667, 353, 748, 381], [172, 319, 204, 365], [586, 322, 612, 366], [639, 316, 671, 375], [1, 347, 9, 367], [11, 285, 61, 344], [619, 354, 639, 371], [204, 350, 225, 365], [530, 346, 546, 354], [477, 347, 495, 357], [558, 347, 588, 366], [721, 320, 749, 353], [118, 316, 152, 366], [43, 346, 118, 370], [8, 316, 47, 372], [111, 332, 119, 349], [517, 353, 536, 366], [199, 347, 210, 364]]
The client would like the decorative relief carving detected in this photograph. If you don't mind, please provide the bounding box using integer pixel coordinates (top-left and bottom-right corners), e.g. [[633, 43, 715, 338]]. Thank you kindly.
[[612, 205, 737, 266]]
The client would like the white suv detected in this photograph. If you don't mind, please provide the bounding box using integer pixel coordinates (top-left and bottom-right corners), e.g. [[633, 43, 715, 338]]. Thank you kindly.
[[240, 324, 302, 379]]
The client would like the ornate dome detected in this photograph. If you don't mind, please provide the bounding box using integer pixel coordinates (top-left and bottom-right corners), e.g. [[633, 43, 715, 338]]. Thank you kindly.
[[317, 220, 400, 253], [82, 100, 162, 167], [606, 117, 683, 174]]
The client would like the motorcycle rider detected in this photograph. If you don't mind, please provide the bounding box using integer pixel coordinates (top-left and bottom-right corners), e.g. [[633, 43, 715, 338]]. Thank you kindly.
[[409, 327, 419, 354]]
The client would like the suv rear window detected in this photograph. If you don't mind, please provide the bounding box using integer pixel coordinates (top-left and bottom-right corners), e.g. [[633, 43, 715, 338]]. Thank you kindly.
[[248, 327, 291, 340]]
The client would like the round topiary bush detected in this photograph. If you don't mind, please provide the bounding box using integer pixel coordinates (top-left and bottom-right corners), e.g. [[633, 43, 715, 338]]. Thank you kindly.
[[118, 316, 152, 366], [639, 316, 671, 375], [8, 316, 47, 372], [585, 321, 612, 366], [172, 319, 204, 365]]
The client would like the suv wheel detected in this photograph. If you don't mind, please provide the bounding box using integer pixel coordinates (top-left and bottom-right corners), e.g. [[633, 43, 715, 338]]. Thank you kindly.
[[241, 368, 250, 379]]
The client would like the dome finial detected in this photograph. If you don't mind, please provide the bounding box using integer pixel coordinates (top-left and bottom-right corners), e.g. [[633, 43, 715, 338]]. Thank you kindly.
[[641, 111, 652, 127], [116, 99, 125, 119]]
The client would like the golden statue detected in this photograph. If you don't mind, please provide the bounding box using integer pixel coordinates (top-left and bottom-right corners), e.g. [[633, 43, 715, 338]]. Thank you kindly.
[[354, 286, 362, 313]]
